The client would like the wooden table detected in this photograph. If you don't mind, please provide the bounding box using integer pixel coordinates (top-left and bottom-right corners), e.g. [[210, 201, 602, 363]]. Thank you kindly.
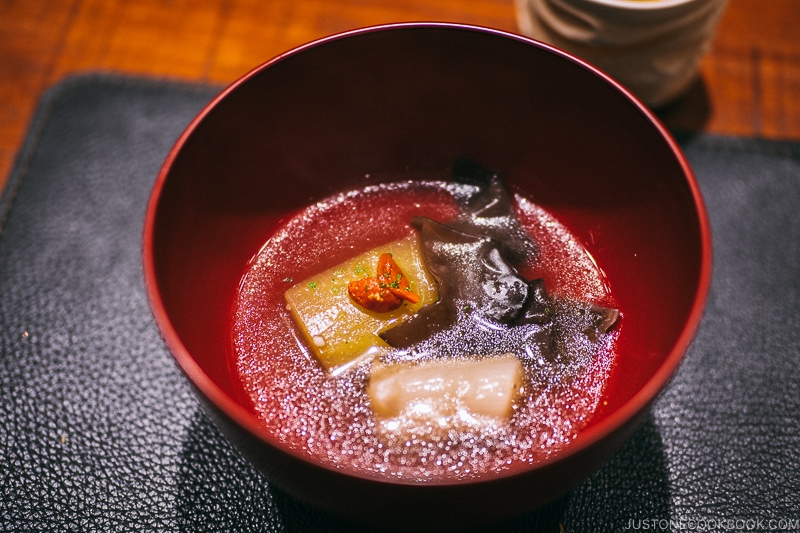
[[1, 0, 798, 193]]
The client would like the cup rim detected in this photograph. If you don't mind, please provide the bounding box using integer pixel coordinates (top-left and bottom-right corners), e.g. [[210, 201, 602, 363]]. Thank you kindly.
[[584, 0, 700, 10]]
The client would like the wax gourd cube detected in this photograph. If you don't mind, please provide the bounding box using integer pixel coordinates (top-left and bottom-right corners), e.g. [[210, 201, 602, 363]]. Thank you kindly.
[[285, 235, 437, 371]]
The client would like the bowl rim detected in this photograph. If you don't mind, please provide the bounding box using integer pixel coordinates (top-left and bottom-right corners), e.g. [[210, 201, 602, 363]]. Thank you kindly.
[[142, 21, 713, 486]]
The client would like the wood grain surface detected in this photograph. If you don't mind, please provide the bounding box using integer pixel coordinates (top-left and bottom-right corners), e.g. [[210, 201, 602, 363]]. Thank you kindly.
[[1, 0, 799, 192]]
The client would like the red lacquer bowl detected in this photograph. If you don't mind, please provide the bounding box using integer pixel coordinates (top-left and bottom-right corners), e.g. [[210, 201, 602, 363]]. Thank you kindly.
[[143, 23, 711, 531]]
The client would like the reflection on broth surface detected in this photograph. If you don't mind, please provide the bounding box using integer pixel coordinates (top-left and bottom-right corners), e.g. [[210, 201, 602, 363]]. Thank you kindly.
[[232, 169, 620, 481]]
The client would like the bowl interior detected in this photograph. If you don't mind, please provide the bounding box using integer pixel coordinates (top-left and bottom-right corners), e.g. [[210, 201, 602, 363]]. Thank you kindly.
[[145, 24, 710, 479]]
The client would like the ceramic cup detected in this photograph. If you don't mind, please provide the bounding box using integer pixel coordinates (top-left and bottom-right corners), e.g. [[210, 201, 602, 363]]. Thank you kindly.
[[515, 0, 728, 107]]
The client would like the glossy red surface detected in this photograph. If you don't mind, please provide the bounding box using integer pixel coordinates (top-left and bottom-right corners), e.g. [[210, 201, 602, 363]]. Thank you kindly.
[[143, 23, 711, 530]]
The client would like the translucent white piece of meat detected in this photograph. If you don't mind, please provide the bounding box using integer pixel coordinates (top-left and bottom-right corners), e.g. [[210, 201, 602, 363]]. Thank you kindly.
[[367, 354, 523, 429]]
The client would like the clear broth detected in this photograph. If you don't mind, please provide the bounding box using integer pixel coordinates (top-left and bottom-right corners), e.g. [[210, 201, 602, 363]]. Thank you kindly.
[[232, 179, 618, 481]]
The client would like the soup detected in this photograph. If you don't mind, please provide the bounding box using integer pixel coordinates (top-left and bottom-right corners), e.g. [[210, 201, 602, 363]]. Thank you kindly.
[[232, 162, 620, 481]]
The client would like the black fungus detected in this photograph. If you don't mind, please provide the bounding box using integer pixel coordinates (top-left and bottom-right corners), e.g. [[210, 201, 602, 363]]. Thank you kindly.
[[448, 158, 538, 263], [583, 305, 621, 342], [514, 278, 552, 326], [379, 217, 528, 348], [380, 162, 619, 361]]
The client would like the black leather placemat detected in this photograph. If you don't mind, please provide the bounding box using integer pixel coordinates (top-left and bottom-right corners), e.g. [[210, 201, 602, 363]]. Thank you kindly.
[[1, 75, 799, 532]]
